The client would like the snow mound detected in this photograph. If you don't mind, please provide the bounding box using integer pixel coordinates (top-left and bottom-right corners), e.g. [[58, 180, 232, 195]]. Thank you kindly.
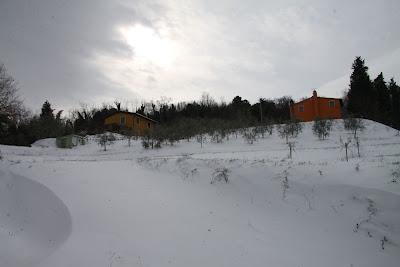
[[0, 170, 72, 267], [31, 138, 57, 148]]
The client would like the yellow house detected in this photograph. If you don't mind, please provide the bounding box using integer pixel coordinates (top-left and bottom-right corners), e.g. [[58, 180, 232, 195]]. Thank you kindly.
[[104, 111, 157, 135]]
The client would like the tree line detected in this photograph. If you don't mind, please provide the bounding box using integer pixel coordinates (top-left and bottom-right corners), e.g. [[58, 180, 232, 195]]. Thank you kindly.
[[345, 56, 400, 129], [1, 56, 400, 147]]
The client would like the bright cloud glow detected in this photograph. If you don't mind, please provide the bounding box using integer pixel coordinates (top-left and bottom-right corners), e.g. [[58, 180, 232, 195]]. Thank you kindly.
[[118, 24, 178, 70]]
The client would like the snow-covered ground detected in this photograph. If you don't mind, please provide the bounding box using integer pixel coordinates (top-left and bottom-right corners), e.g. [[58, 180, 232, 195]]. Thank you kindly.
[[0, 119, 399, 267]]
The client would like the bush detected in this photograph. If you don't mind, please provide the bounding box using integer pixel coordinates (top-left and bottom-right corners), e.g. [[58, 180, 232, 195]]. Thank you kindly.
[[211, 129, 226, 143], [265, 123, 274, 135], [211, 168, 230, 184], [97, 133, 115, 151], [277, 119, 303, 143], [141, 139, 150, 149], [154, 140, 162, 148], [254, 125, 267, 138], [196, 133, 206, 148], [312, 119, 332, 140], [392, 165, 400, 183], [242, 128, 257, 144], [344, 116, 365, 138]]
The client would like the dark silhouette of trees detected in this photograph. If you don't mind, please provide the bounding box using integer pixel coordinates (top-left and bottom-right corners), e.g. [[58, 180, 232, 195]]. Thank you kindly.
[[345, 57, 400, 130], [373, 72, 391, 123], [389, 78, 400, 129], [346, 57, 375, 118]]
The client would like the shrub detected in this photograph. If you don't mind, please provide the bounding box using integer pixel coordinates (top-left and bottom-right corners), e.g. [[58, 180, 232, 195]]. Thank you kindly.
[[211, 130, 225, 143], [278, 119, 303, 143], [97, 133, 115, 151], [196, 133, 206, 148], [254, 125, 267, 138], [344, 116, 365, 138], [211, 168, 230, 184], [392, 166, 400, 183], [242, 128, 257, 144], [312, 119, 332, 140], [141, 139, 150, 149], [265, 123, 274, 135]]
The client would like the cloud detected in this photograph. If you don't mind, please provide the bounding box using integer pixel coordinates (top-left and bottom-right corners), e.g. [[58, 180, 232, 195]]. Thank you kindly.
[[0, 0, 153, 111], [1, 0, 400, 111], [319, 47, 400, 98]]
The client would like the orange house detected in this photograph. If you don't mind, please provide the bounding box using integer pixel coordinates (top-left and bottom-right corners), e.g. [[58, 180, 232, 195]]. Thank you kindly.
[[104, 111, 157, 135], [290, 90, 342, 122]]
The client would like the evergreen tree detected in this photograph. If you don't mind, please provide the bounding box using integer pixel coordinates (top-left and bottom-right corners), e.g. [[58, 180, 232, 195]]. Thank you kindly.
[[40, 100, 54, 120], [38, 100, 59, 138], [346, 57, 375, 118], [389, 78, 400, 129], [373, 72, 391, 122]]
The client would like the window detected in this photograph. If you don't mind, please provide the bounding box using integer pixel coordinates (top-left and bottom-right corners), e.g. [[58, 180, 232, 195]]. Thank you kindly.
[[148, 122, 151, 128], [328, 100, 335, 108], [299, 105, 304, 112], [120, 115, 126, 125]]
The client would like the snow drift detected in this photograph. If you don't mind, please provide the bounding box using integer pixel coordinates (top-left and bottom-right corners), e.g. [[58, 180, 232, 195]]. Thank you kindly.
[[0, 119, 399, 267], [0, 170, 71, 267]]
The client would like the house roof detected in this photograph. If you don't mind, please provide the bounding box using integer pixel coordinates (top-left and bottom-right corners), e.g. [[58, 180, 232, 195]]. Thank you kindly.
[[104, 111, 158, 123], [291, 96, 342, 106]]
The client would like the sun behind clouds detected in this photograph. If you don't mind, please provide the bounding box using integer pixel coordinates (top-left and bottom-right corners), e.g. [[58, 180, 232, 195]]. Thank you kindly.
[[118, 23, 178, 70]]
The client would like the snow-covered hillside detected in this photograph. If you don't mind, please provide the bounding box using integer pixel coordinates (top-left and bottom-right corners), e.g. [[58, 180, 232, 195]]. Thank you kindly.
[[0, 119, 399, 267]]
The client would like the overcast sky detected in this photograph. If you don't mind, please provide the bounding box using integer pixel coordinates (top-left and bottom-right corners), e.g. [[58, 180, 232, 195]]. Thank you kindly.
[[1, 0, 400, 113]]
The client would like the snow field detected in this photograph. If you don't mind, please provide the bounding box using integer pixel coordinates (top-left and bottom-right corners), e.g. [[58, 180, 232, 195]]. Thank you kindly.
[[0, 119, 399, 266]]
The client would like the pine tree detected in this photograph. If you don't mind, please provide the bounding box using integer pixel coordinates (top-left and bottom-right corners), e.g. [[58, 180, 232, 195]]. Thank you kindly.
[[38, 100, 57, 138], [346, 57, 375, 118], [389, 78, 400, 129], [373, 72, 391, 123], [40, 100, 55, 121]]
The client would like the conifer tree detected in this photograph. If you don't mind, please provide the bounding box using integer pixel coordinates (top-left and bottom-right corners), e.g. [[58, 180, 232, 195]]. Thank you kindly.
[[373, 72, 391, 123], [40, 100, 55, 121], [389, 78, 400, 129], [346, 57, 375, 118], [38, 100, 61, 138]]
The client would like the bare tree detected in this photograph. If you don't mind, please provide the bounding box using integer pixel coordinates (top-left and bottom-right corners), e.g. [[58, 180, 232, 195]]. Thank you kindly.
[[200, 92, 217, 108], [340, 136, 352, 162], [0, 63, 26, 121], [288, 141, 295, 159], [196, 133, 206, 148], [344, 116, 365, 138], [265, 121, 274, 135], [121, 128, 135, 147], [354, 136, 361, 157]]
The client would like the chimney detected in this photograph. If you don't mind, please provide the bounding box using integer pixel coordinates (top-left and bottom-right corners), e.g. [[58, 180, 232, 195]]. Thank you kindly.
[[313, 90, 317, 98], [312, 90, 319, 118]]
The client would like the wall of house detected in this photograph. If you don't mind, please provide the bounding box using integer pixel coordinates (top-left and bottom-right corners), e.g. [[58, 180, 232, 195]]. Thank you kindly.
[[291, 98, 341, 122], [104, 113, 134, 129], [104, 113, 154, 135], [132, 114, 154, 135], [291, 99, 316, 122], [317, 98, 342, 120]]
